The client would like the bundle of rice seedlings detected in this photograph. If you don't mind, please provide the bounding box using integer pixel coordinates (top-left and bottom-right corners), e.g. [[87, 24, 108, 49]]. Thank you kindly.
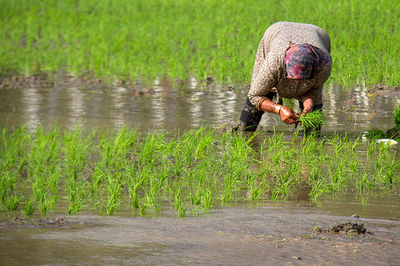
[[298, 110, 325, 130]]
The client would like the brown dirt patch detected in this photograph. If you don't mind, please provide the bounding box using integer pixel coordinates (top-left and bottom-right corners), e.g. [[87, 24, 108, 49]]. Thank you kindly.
[[314, 222, 371, 235], [0, 216, 71, 229], [0, 72, 155, 96], [367, 84, 400, 96]]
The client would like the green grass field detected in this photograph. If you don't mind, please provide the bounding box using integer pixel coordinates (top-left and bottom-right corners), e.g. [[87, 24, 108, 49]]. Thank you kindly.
[[1, 126, 398, 217], [1, 0, 399, 87]]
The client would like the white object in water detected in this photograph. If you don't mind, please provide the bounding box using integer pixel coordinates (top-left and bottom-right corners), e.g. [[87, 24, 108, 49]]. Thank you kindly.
[[376, 139, 398, 145]]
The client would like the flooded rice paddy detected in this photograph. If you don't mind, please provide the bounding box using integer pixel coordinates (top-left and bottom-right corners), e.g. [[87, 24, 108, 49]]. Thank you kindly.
[[1, 78, 399, 133], [1, 79, 400, 265]]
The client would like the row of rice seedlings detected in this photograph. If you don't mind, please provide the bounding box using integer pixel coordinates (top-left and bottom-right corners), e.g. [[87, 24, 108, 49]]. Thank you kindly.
[[1, 0, 399, 87], [63, 129, 91, 214], [26, 128, 61, 214], [0, 126, 399, 217], [0, 127, 30, 211]]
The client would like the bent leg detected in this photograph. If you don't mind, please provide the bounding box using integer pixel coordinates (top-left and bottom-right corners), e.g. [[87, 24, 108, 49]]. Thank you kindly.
[[238, 92, 279, 132]]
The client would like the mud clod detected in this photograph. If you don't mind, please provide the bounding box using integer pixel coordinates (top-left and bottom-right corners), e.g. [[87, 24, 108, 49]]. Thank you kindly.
[[367, 84, 400, 96], [314, 222, 370, 235], [1, 216, 70, 229], [329, 222, 368, 234]]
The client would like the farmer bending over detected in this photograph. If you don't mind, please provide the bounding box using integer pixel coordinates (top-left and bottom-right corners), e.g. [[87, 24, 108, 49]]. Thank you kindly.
[[237, 22, 332, 131]]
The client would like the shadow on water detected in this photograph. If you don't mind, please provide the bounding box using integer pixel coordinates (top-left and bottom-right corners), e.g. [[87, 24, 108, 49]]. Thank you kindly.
[[1, 79, 400, 264]]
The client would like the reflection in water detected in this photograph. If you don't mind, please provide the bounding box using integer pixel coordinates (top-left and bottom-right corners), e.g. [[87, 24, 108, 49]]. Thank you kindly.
[[189, 91, 204, 128], [67, 87, 86, 129], [325, 83, 339, 129], [188, 77, 203, 128], [22, 88, 41, 131], [151, 77, 166, 128], [1, 79, 400, 133], [111, 86, 128, 129]]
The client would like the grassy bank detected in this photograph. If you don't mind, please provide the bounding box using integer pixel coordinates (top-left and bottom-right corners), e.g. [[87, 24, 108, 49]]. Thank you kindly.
[[1, 126, 398, 217], [1, 0, 399, 87]]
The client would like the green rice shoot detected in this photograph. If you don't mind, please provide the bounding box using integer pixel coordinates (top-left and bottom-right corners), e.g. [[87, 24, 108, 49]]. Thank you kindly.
[[1, 0, 400, 86], [394, 105, 400, 129], [298, 110, 325, 130], [1, 126, 399, 217], [364, 128, 388, 140]]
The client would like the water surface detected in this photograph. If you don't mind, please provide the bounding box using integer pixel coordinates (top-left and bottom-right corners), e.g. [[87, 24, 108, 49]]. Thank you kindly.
[[1, 79, 399, 134]]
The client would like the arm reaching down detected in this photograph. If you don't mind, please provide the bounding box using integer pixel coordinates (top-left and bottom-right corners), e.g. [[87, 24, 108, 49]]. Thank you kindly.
[[260, 98, 299, 124]]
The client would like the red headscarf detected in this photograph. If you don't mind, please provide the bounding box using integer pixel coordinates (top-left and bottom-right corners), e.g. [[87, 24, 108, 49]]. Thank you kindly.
[[285, 43, 331, 79]]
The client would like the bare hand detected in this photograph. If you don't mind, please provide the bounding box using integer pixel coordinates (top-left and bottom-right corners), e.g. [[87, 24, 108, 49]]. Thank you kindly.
[[301, 96, 314, 116], [279, 106, 299, 124]]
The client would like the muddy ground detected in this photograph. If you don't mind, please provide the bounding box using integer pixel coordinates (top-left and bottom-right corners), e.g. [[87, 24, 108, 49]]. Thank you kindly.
[[0, 73, 238, 94], [1, 205, 399, 265]]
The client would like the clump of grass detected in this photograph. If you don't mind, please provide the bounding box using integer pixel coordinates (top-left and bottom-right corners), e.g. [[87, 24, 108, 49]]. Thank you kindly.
[[1, 0, 400, 86], [298, 110, 325, 130], [364, 128, 388, 140], [25, 200, 35, 216], [394, 105, 400, 129], [1, 126, 399, 217]]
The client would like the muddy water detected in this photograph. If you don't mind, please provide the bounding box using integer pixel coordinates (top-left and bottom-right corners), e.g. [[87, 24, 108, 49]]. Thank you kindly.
[[0, 79, 399, 133], [1, 200, 400, 265], [1, 80, 400, 264]]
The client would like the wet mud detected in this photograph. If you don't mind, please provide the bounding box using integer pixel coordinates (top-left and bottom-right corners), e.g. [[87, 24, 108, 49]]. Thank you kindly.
[[0, 216, 69, 229], [314, 221, 370, 235], [0, 216, 101, 230], [367, 84, 400, 96], [0, 73, 155, 96], [1, 205, 399, 265]]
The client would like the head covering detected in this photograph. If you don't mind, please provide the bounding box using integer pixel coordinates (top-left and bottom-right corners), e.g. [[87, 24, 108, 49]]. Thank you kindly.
[[285, 43, 330, 79]]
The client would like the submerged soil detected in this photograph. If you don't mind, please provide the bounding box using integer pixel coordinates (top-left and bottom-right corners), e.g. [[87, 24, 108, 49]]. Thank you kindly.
[[1, 204, 399, 265]]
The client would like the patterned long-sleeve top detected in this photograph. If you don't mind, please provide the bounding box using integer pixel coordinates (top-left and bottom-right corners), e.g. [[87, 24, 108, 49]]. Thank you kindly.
[[248, 22, 332, 109]]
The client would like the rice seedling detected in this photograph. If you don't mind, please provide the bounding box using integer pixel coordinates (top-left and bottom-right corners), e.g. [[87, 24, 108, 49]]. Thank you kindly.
[[394, 105, 400, 129], [24, 200, 35, 216], [0, 125, 399, 217], [1, 0, 400, 87], [364, 128, 388, 140], [298, 110, 325, 131], [6, 194, 21, 211], [173, 189, 187, 217], [105, 173, 122, 216]]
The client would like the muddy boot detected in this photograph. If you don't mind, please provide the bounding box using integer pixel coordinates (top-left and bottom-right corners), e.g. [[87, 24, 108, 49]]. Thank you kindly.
[[237, 92, 281, 132]]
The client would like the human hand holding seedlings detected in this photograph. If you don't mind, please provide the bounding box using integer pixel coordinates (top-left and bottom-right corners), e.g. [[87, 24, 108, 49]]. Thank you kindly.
[[301, 96, 314, 116], [260, 98, 299, 124]]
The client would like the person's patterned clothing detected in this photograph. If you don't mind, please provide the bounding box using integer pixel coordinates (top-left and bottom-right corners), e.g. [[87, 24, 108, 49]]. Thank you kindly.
[[248, 22, 332, 109]]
